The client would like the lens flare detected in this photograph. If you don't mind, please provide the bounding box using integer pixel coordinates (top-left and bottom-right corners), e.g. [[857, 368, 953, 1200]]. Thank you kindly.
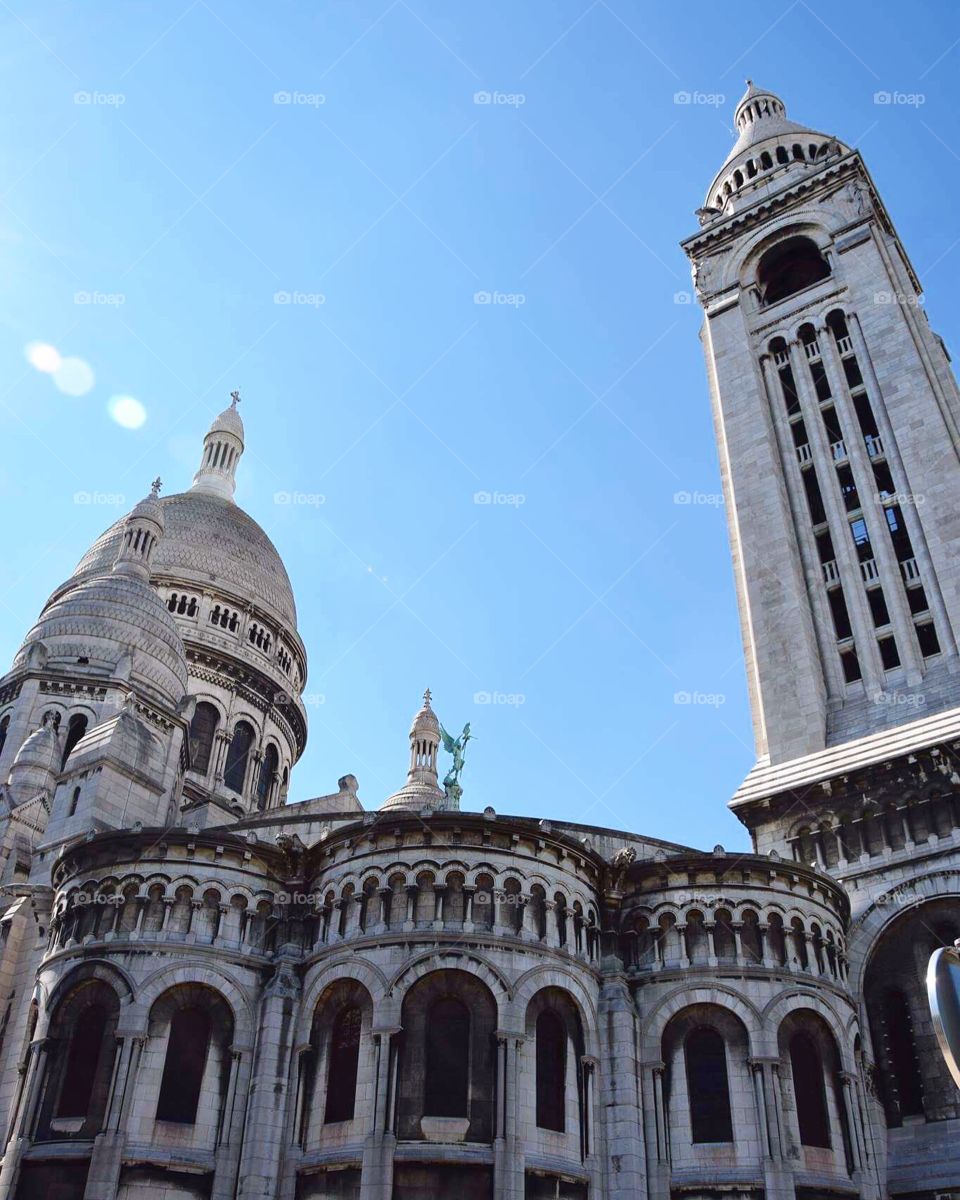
[[107, 395, 147, 429], [53, 357, 95, 396], [24, 342, 62, 373]]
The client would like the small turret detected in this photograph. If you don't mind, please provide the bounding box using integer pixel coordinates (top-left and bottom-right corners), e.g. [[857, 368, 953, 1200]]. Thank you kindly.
[[112, 477, 164, 581], [380, 690, 445, 811], [191, 392, 245, 500]]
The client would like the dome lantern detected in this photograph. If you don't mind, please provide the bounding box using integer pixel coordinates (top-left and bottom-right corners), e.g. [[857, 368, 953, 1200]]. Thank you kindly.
[[192, 391, 245, 500], [380, 690, 445, 811], [112, 477, 165, 581]]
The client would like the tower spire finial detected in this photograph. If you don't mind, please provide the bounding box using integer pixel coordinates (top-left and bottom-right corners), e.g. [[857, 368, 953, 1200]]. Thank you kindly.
[[230, 389, 241, 408], [151, 477, 162, 497]]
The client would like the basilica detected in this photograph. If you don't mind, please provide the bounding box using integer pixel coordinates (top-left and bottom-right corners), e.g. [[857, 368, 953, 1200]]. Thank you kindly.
[[0, 82, 957, 1200]]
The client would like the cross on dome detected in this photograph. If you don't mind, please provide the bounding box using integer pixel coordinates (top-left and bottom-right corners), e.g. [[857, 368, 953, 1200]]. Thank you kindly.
[[151, 477, 162, 497], [230, 390, 241, 408]]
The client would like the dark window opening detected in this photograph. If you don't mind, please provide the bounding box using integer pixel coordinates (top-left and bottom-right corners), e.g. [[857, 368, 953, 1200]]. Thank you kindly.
[[536, 1010, 567, 1132], [837, 465, 860, 512], [826, 310, 850, 341], [868, 588, 890, 628], [779, 368, 801, 418], [822, 406, 842, 444], [879, 636, 901, 671], [223, 721, 255, 794], [802, 469, 827, 525], [815, 530, 835, 565], [686, 1027, 733, 1143], [828, 589, 853, 640], [56, 1005, 107, 1118], [811, 361, 831, 402], [907, 585, 930, 616], [156, 1007, 211, 1123], [0, 715, 8, 758], [841, 648, 862, 683], [790, 1032, 831, 1147], [256, 744, 279, 810], [757, 236, 831, 305], [883, 990, 924, 1119], [61, 715, 88, 770], [916, 622, 941, 657], [853, 392, 880, 439], [791, 419, 809, 450], [68, 787, 81, 817], [843, 357, 865, 391], [325, 1006, 361, 1123], [872, 461, 895, 501], [424, 997, 469, 1117], [188, 702, 219, 776], [885, 506, 915, 561]]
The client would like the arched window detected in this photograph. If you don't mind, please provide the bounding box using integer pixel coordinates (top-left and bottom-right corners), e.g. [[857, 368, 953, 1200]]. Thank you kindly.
[[223, 721, 254, 794], [325, 1006, 361, 1123], [424, 997, 469, 1117], [257, 743, 279, 810], [757, 235, 831, 305], [188, 702, 219, 775], [685, 1027, 733, 1142], [156, 1007, 211, 1123], [0, 714, 9, 758], [60, 714, 88, 770], [535, 1009, 566, 1131], [790, 1032, 831, 1147], [56, 1004, 108, 1118]]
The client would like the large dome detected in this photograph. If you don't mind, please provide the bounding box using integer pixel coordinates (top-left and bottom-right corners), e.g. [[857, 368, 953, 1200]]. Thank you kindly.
[[70, 491, 297, 629]]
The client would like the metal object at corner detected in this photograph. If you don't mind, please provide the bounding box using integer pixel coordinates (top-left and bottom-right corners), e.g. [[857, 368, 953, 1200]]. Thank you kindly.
[[927, 940, 960, 1091]]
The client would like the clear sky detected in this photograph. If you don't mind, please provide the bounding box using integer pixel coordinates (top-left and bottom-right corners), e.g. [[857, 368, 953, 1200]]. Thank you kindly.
[[0, 0, 958, 850]]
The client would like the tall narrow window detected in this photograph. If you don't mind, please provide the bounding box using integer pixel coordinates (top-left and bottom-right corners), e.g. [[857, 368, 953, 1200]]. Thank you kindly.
[[61, 715, 88, 770], [790, 1032, 831, 1147], [223, 721, 254, 794], [0, 714, 8, 758], [56, 1005, 107, 1118], [257, 744, 279, 810], [685, 1027, 733, 1142], [325, 1006, 361, 1123], [883, 989, 924, 1119], [188, 702, 219, 775], [156, 1007, 211, 1123], [536, 1010, 566, 1131], [424, 997, 469, 1116]]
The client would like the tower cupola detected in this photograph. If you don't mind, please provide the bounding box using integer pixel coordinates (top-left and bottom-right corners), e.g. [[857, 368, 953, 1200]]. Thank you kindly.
[[380, 690, 445, 811], [191, 392, 245, 500], [112, 477, 164, 581]]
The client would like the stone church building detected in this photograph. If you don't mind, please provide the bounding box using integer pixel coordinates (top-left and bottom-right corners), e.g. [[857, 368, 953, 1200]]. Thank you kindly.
[[0, 82, 956, 1200]]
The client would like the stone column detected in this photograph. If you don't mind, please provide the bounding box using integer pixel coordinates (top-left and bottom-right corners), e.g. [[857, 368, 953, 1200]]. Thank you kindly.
[[361, 1027, 400, 1200], [236, 958, 301, 1199], [212, 1047, 249, 1200], [597, 979, 645, 1198], [0, 1038, 49, 1197]]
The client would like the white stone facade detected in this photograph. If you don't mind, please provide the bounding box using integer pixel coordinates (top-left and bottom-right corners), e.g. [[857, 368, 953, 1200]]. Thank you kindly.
[[0, 84, 955, 1200]]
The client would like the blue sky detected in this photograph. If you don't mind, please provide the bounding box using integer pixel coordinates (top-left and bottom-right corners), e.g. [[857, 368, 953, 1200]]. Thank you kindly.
[[1, 1, 958, 849]]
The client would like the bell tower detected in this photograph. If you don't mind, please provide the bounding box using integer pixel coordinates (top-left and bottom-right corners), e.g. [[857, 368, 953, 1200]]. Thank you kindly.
[[683, 82, 960, 770]]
